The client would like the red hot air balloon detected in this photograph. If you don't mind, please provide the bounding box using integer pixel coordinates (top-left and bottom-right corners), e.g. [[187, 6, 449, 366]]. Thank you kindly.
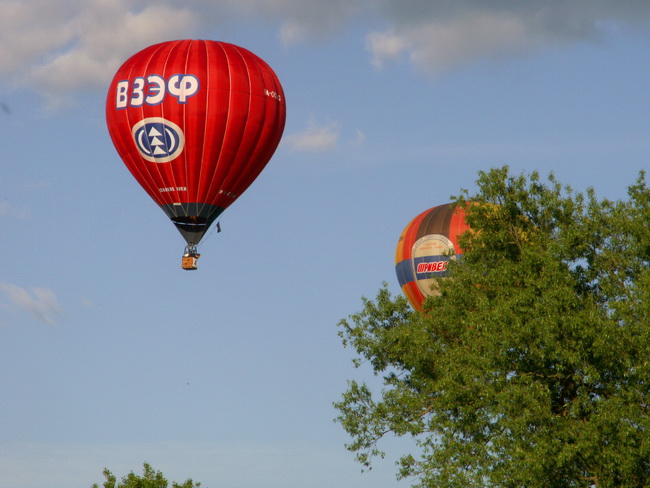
[[395, 203, 470, 311], [106, 40, 286, 269]]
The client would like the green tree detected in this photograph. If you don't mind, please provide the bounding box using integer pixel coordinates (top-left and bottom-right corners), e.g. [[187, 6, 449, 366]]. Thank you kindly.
[[91, 462, 201, 488], [335, 167, 650, 488]]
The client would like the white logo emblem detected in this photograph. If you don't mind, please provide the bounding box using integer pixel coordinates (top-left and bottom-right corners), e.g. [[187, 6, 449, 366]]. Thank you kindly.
[[132, 117, 185, 163]]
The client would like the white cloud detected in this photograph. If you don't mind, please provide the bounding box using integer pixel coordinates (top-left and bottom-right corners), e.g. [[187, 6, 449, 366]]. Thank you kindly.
[[2, 0, 650, 103], [353, 129, 366, 146], [0, 0, 198, 105], [366, 1, 650, 73], [219, 0, 366, 43], [0, 282, 62, 326], [280, 21, 311, 45], [371, 11, 533, 74], [0, 201, 29, 219], [366, 30, 412, 68], [284, 120, 339, 152]]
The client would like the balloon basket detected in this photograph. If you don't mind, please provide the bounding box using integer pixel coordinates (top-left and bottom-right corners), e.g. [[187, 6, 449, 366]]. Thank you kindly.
[[181, 246, 200, 270]]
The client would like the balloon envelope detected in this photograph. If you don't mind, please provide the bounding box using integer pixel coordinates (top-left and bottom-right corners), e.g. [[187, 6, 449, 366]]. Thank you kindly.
[[106, 39, 286, 246], [395, 203, 469, 311]]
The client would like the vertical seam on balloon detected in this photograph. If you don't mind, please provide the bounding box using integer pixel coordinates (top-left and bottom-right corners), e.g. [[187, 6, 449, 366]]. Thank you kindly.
[[224, 49, 264, 198], [146, 43, 171, 210], [163, 41, 181, 216], [228, 45, 254, 194], [442, 205, 453, 238], [120, 57, 154, 198], [124, 44, 166, 207], [217, 44, 250, 210], [407, 211, 427, 296], [181, 40, 193, 218], [201, 41, 230, 220], [143, 44, 167, 209], [201, 42, 224, 229], [450, 206, 469, 254], [449, 208, 461, 254], [221, 44, 250, 201], [195, 39, 207, 219]]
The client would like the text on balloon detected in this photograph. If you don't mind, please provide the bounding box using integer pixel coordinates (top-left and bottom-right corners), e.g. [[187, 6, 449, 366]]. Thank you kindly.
[[114, 74, 200, 108]]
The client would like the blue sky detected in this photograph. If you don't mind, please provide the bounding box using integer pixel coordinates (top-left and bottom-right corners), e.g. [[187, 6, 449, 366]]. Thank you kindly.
[[1, 2, 650, 487]]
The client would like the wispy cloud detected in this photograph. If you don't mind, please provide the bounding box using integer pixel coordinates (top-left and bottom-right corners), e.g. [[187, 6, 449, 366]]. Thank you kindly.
[[284, 120, 339, 152], [366, 2, 650, 73], [353, 129, 366, 146], [0, 201, 29, 218], [364, 10, 554, 74], [366, 30, 412, 68], [0, 282, 62, 326], [0, 0, 198, 105], [2, 0, 650, 104]]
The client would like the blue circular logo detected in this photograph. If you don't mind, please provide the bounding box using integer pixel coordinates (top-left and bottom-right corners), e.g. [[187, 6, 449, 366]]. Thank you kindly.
[[131, 117, 185, 163]]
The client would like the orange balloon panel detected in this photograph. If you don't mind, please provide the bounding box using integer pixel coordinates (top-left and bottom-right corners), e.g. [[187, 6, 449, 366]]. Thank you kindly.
[[395, 203, 470, 311], [106, 40, 286, 245]]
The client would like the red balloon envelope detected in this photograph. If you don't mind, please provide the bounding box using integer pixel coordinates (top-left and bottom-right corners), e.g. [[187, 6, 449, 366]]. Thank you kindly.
[[106, 39, 286, 249], [395, 203, 470, 311]]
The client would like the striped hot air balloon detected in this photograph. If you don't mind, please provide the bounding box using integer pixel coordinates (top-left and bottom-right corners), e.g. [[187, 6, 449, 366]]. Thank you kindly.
[[395, 203, 470, 311], [106, 40, 286, 269]]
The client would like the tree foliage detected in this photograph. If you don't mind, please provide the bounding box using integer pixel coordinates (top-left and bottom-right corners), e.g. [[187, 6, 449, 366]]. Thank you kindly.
[[91, 463, 201, 488], [335, 167, 650, 487]]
